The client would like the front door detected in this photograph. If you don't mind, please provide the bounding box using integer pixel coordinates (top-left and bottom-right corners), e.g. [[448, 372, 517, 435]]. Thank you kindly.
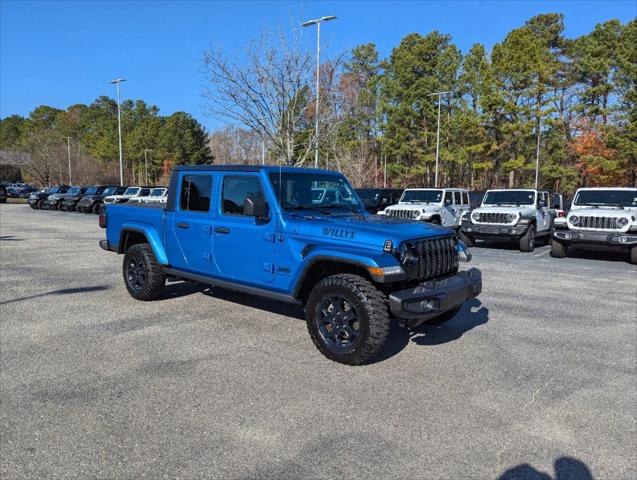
[[212, 173, 275, 285], [167, 172, 214, 274]]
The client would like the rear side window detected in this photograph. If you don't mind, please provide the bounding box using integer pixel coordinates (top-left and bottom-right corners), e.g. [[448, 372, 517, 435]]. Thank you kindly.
[[463, 192, 469, 205], [180, 175, 212, 212], [222, 176, 264, 215], [453, 192, 462, 205], [444, 191, 453, 205], [139, 188, 151, 197]]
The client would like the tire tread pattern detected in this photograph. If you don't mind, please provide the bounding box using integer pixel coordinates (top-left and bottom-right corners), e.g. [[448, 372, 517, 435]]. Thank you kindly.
[[123, 243, 166, 301]]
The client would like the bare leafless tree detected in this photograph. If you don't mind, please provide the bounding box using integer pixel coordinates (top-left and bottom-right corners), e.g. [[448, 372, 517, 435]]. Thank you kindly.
[[202, 27, 342, 166]]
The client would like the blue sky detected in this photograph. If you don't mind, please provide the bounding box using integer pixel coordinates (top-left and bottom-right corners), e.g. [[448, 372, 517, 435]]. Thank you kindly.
[[1, 0, 635, 131]]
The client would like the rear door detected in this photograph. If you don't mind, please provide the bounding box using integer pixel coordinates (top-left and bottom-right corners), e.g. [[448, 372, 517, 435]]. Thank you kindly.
[[166, 173, 215, 273], [212, 173, 275, 285]]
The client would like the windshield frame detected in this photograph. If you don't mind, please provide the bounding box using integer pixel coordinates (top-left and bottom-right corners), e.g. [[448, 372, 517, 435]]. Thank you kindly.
[[573, 189, 637, 207], [482, 190, 536, 206], [400, 189, 444, 204], [269, 172, 365, 213]]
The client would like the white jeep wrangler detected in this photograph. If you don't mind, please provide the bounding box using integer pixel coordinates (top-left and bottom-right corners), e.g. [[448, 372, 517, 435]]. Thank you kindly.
[[379, 188, 471, 228], [551, 187, 637, 264], [459, 189, 555, 252]]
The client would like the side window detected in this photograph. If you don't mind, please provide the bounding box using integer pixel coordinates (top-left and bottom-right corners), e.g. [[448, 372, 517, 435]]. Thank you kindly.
[[444, 191, 453, 205], [463, 192, 470, 205], [180, 174, 211, 212], [222, 176, 264, 215], [453, 191, 462, 205], [139, 188, 151, 197]]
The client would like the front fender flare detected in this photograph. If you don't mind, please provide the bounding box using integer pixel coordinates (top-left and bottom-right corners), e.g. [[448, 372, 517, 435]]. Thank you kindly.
[[118, 221, 169, 265]]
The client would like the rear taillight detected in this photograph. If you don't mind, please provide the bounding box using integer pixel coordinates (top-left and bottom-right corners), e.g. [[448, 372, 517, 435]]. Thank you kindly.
[[99, 213, 107, 228], [557, 211, 565, 217]]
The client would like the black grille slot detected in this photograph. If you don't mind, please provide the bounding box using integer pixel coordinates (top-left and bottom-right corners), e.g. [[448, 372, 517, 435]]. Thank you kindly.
[[478, 212, 508, 223], [578, 216, 618, 230], [387, 209, 418, 219], [410, 236, 458, 281]]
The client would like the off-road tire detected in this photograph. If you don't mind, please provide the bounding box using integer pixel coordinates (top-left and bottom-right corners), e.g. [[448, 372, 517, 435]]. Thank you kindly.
[[306, 274, 390, 365], [37, 199, 46, 209], [93, 203, 104, 215], [123, 243, 166, 301], [425, 305, 462, 325], [550, 239, 568, 258], [630, 247, 637, 265], [519, 224, 536, 252], [458, 231, 474, 247]]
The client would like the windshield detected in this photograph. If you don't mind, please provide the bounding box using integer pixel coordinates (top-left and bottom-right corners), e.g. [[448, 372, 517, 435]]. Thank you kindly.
[[401, 190, 443, 204], [270, 172, 363, 212], [67, 187, 81, 194], [49, 187, 60, 194], [574, 189, 637, 207], [85, 187, 98, 195], [483, 190, 535, 206], [124, 187, 140, 195], [150, 188, 166, 197], [102, 187, 117, 196]]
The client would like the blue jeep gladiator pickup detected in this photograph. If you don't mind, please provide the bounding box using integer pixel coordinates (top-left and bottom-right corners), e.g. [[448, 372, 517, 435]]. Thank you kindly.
[[100, 165, 482, 364]]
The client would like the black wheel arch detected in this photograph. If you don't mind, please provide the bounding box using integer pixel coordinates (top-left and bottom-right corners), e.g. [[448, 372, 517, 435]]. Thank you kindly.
[[293, 256, 375, 301], [118, 228, 150, 254]]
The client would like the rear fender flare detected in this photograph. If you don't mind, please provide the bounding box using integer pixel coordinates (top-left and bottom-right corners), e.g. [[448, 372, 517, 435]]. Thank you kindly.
[[118, 222, 168, 265]]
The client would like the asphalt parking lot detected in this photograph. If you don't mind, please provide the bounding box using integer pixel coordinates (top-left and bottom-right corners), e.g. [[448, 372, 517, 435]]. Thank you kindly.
[[1, 203, 635, 479]]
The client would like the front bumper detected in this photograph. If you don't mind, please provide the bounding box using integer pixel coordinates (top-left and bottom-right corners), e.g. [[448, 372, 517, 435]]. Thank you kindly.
[[461, 222, 528, 239], [553, 229, 637, 248], [388, 267, 482, 326]]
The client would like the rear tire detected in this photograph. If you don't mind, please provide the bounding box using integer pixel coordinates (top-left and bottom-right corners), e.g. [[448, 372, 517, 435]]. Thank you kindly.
[[630, 247, 637, 265], [519, 225, 536, 252], [123, 243, 166, 301], [458, 231, 474, 247], [550, 239, 568, 258], [306, 274, 390, 365]]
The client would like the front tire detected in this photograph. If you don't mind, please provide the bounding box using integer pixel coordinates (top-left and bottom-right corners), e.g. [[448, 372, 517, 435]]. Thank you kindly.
[[519, 225, 536, 252], [305, 274, 390, 365], [93, 203, 104, 214], [37, 199, 46, 209], [550, 239, 568, 258], [123, 244, 166, 301]]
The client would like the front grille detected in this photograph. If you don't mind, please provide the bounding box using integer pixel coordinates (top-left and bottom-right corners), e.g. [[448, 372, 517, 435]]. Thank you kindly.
[[577, 216, 619, 230], [387, 209, 418, 219], [477, 212, 509, 224], [409, 236, 459, 281]]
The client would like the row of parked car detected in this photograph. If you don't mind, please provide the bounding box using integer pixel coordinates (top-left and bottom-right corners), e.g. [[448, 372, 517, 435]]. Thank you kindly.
[[27, 185, 167, 213], [355, 186, 635, 263]]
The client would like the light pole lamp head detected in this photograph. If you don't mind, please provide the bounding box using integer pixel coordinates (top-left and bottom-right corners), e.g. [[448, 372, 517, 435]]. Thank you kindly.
[[110, 78, 126, 84], [301, 15, 337, 27]]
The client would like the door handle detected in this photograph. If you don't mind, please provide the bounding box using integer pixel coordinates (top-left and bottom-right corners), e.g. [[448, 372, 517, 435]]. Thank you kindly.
[[177, 222, 190, 229], [215, 226, 230, 234]]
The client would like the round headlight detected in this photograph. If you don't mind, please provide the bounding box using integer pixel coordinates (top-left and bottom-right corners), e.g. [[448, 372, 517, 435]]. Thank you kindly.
[[411, 210, 419, 219], [471, 211, 480, 221], [505, 213, 515, 223], [617, 217, 629, 227], [570, 215, 579, 225]]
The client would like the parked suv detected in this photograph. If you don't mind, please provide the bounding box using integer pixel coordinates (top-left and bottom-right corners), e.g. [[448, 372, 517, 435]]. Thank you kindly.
[[460, 189, 555, 252], [127, 187, 167, 205], [76, 186, 126, 214], [28, 186, 69, 209], [100, 166, 481, 365], [60, 185, 107, 212], [551, 187, 637, 264], [103, 186, 151, 205], [45, 186, 88, 210], [380, 188, 471, 229], [355, 188, 403, 214]]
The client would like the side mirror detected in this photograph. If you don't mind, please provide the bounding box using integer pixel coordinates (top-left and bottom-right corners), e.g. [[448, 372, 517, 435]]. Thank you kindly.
[[445, 198, 452, 206], [537, 199, 546, 208], [244, 196, 268, 218]]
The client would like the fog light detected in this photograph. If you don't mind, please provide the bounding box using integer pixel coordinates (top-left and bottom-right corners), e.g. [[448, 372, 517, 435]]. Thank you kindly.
[[620, 236, 629, 243], [466, 227, 472, 232], [420, 299, 435, 312], [563, 232, 572, 240]]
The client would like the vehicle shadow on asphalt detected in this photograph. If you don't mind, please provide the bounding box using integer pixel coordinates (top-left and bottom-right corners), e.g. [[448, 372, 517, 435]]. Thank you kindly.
[[0, 235, 23, 241], [498, 456, 594, 480], [374, 298, 489, 363], [201, 285, 306, 319], [564, 247, 630, 263], [0, 285, 111, 306]]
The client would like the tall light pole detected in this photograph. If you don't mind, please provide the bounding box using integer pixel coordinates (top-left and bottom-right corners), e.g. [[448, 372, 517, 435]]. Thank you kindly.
[[110, 78, 126, 186], [301, 15, 337, 168], [66, 137, 72, 184], [428, 91, 449, 187], [534, 121, 541, 189]]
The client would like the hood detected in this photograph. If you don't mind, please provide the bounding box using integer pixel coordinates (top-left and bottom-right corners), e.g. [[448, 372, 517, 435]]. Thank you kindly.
[[283, 212, 453, 250], [386, 203, 442, 213]]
